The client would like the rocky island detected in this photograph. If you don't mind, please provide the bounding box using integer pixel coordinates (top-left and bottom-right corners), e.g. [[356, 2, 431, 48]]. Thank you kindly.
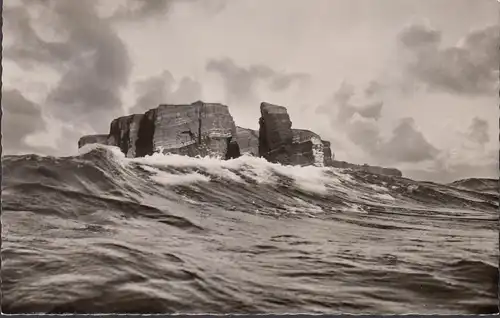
[[78, 101, 402, 177]]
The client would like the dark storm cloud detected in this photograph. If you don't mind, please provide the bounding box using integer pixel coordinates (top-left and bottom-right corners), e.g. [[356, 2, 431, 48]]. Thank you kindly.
[[111, 0, 175, 20], [467, 117, 490, 145], [130, 71, 203, 114], [398, 23, 499, 96], [319, 82, 383, 123], [378, 118, 440, 163], [318, 82, 439, 164], [3, 4, 73, 70], [398, 23, 441, 48], [4, 0, 132, 132], [46, 1, 132, 131], [269, 73, 310, 91], [2, 89, 53, 154], [110, 0, 228, 21], [206, 58, 309, 102]]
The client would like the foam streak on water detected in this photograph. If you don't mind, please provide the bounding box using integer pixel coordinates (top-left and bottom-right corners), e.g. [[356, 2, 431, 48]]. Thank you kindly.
[[2, 145, 499, 314]]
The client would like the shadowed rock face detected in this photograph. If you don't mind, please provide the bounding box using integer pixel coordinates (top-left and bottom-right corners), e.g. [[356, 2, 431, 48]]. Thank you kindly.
[[258, 102, 334, 167], [291, 129, 331, 167], [259, 102, 294, 165], [108, 114, 144, 158], [235, 127, 259, 156], [144, 102, 237, 158], [235, 126, 335, 167], [322, 140, 334, 166], [78, 135, 110, 148], [80, 101, 239, 159]]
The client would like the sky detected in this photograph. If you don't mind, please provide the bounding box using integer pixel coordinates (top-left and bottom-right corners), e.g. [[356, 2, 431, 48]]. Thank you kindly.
[[2, 0, 499, 183]]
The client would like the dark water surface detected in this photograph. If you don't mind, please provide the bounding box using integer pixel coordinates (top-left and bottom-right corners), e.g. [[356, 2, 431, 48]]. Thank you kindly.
[[2, 145, 498, 314]]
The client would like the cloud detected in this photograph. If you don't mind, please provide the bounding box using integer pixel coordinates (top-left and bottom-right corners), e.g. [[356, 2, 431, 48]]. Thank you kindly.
[[398, 22, 499, 96], [110, 0, 228, 21], [320, 82, 384, 123], [46, 1, 132, 131], [3, 4, 73, 70], [378, 118, 440, 164], [129, 71, 203, 114], [317, 81, 439, 165], [467, 117, 490, 145], [398, 23, 441, 48], [4, 0, 132, 133], [206, 57, 309, 103], [1, 89, 53, 155], [110, 0, 176, 21]]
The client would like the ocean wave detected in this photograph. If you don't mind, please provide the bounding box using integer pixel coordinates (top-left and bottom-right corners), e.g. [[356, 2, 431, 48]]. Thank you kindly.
[[2, 145, 498, 314]]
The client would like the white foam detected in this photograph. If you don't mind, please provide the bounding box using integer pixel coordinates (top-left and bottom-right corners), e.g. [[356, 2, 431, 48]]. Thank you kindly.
[[78, 144, 126, 160], [130, 152, 334, 195], [78, 146, 392, 197], [367, 184, 389, 192], [141, 165, 211, 186], [373, 193, 396, 201]]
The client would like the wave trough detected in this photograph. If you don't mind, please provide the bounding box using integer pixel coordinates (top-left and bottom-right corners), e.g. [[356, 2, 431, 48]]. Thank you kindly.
[[2, 145, 498, 314]]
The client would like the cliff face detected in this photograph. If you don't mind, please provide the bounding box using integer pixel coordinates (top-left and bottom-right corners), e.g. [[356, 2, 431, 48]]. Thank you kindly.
[[291, 129, 330, 167], [258, 102, 334, 167], [78, 134, 110, 149], [80, 101, 238, 159], [77, 100, 401, 177], [258, 102, 294, 165], [142, 102, 236, 158], [322, 140, 334, 166], [235, 127, 259, 156], [108, 114, 144, 158]]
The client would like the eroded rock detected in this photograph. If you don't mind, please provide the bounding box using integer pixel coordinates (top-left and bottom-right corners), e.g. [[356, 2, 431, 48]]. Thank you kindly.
[[108, 114, 144, 158], [78, 134, 110, 148], [258, 102, 294, 164], [77, 100, 401, 177], [258, 102, 334, 166], [235, 127, 259, 156]]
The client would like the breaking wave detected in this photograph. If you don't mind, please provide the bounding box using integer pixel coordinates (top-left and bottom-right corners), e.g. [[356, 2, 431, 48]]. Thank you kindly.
[[2, 145, 498, 314]]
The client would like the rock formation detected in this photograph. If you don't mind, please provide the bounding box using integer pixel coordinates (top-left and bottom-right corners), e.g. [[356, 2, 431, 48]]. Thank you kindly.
[[108, 114, 144, 158], [80, 101, 239, 159], [291, 129, 335, 167], [78, 100, 402, 177], [78, 134, 110, 149], [258, 102, 333, 166], [258, 102, 294, 165], [235, 127, 259, 156]]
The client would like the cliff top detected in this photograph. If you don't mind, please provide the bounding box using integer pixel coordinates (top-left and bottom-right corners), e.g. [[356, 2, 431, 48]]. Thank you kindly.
[[260, 102, 288, 114]]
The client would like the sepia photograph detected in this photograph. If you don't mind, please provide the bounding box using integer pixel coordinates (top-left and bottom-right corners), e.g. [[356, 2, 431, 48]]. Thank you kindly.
[[2, 0, 499, 314]]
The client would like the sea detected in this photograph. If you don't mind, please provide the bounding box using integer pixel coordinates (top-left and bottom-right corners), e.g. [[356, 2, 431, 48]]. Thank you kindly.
[[2, 144, 498, 314]]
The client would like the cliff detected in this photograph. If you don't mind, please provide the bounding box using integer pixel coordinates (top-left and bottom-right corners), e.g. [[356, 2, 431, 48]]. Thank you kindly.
[[78, 100, 401, 177], [233, 126, 336, 167], [258, 102, 334, 167], [235, 126, 259, 156], [78, 134, 110, 149], [81, 101, 238, 159], [108, 114, 144, 158]]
